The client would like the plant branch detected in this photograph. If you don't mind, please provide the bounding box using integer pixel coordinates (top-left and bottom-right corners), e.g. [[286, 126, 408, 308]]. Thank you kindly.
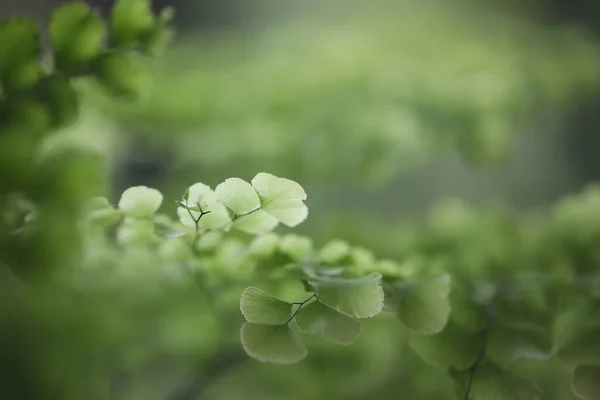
[[463, 303, 494, 400]]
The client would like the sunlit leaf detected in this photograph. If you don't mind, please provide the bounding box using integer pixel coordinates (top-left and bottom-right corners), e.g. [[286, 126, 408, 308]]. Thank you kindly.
[[177, 182, 231, 230], [251, 172, 308, 227], [118, 185, 163, 218], [215, 177, 260, 215], [295, 300, 361, 345], [312, 272, 384, 318], [240, 286, 292, 325], [232, 210, 278, 234], [240, 323, 307, 364], [572, 364, 600, 400]]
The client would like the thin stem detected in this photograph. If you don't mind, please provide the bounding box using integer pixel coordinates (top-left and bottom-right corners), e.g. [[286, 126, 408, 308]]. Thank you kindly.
[[287, 293, 316, 324], [463, 303, 494, 400]]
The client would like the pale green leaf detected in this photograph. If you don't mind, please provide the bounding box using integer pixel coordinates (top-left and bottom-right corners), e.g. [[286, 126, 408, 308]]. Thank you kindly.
[[247, 233, 280, 258], [196, 231, 222, 251], [177, 182, 231, 230], [118, 186, 163, 218], [312, 272, 384, 318], [572, 364, 600, 400], [279, 234, 313, 261], [450, 361, 542, 400], [295, 300, 361, 345], [215, 177, 261, 215], [409, 321, 483, 369], [159, 238, 192, 261], [388, 273, 452, 334], [251, 172, 308, 227], [318, 239, 351, 264], [232, 210, 278, 234], [351, 247, 376, 269], [240, 323, 307, 364], [240, 286, 292, 325], [116, 218, 158, 245]]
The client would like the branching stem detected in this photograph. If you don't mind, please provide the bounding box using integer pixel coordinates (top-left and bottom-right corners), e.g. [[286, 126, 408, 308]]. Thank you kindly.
[[287, 293, 317, 324], [463, 303, 494, 400]]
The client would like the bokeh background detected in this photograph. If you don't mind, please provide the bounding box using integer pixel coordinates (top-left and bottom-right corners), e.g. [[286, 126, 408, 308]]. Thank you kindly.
[[3, 0, 600, 398]]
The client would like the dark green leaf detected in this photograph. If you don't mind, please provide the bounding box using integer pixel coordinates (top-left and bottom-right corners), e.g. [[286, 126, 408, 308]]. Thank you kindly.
[[572, 364, 600, 400], [109, 0, 154, 48], [409, 321, 483, 369], [0, 18, 40, 91]]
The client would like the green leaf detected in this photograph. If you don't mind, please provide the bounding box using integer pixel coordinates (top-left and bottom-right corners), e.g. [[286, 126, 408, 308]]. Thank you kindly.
[[247, 233, 280, 258], [110, 0, 154, 48], [35, 73, 78, 128], [240, 286, 292, 325], [572, 364, 600, 400], [409, 321, 483, 369], [232, 210, 278, 234], [251, 172, 308, 227], [0, 18, 40, 91], [49, 2, 105, 74], [295, 300, 362, 345], [318, 239, 351, 264], [553, 301, 600, 366], [387, 273, 452, 334], [240, 323, 307, 364], [312, 272, 384, 318], [118, 185, 163, 218], [215, 177, 261, 215], [177, 182, 231, 230], [450, 361, 542, 400], [279, 234, 313, 261], [116, 218, 158, 245], [93, 51, 151, 99], [159, 238, 192, 262], [196, 231, 222, 251], [487, 325, 552, 366]]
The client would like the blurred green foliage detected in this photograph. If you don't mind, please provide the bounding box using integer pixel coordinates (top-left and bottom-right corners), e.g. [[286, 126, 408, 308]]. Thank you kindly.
[[2, 1, 600, 400]]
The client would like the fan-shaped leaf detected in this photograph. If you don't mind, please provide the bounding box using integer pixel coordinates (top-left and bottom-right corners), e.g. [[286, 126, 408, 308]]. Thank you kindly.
[[318, 239, 351, 264], [388, 273, 451, 334], [279, 234, 313, 261], [215, 177, 261, 215], [247, 233, 280, 258], [312, 272, 384, 318], [118, 186, 163, 218], [240, 323, 307, 364], [409, 321, 483, 369], [251, 172, 308, 227], [110, 0, 154, 48], [240, 286, 292, 325], [232, 210, 278, 234], [296, 300, 361, 345], [450, 361, 542, 400], [177, 182, 231, 230]]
